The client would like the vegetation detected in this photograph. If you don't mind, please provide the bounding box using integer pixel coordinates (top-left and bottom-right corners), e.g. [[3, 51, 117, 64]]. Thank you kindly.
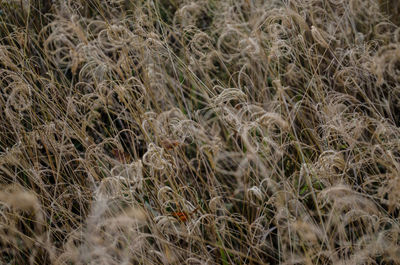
[[0, 0, 400, 264]]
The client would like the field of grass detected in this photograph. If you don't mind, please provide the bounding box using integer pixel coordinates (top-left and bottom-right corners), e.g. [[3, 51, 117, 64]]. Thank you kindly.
[[0, 0, 400, 264]]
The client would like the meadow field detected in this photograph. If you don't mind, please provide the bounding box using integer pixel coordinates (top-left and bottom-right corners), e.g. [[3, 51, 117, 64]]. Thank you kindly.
[[0, 0, 400, 264]]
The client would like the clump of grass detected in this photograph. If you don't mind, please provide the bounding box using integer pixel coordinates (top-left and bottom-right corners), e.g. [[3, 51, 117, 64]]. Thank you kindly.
[[0, 0, 400, 264]]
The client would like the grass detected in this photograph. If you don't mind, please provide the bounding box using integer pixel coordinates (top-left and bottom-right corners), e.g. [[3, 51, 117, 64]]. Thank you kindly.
[[0, 0, 400, 264]]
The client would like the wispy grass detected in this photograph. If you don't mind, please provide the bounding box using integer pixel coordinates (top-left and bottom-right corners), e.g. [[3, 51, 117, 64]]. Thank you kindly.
[[0, 0, 400, 264]]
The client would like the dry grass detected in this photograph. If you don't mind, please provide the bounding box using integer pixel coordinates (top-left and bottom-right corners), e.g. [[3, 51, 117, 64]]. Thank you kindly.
[[0, 0, 400, 264]]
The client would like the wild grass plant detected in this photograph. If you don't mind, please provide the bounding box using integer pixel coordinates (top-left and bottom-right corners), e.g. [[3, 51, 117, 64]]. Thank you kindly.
[[0, 0, 400, 264]]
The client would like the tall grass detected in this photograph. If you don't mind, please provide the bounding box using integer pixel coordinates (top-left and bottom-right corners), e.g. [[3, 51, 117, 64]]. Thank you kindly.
[[0, 0, 400, 264]]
